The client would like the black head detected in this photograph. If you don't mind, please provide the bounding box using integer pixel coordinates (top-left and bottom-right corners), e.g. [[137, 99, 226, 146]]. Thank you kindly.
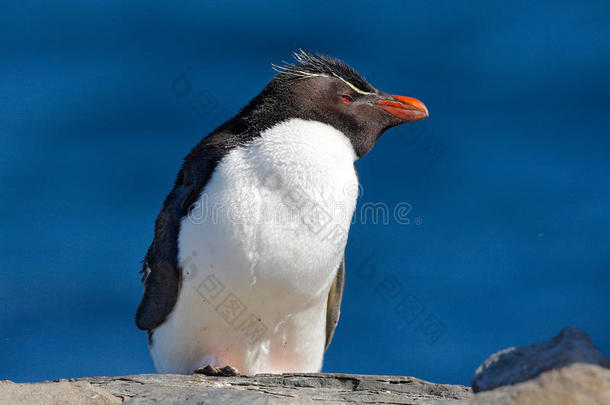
[[252, 50, 429, 158]]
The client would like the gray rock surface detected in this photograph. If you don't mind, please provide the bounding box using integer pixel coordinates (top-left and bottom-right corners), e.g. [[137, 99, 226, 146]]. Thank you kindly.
[[3, 327, 608, 404], [2, 364, 609, 404], [0, 380, 121, 405], [457, 363, 610, 405], [472, 326, 610, 392], [82, 373, 472, 404], [0, 373, 471, 405]]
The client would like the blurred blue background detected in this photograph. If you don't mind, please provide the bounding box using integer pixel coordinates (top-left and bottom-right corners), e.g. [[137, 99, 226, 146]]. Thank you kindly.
[[1, 0, 608, 385]]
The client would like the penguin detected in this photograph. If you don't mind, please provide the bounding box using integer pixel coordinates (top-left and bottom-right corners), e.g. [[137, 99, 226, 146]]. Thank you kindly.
[[135, 50, 428, 376]]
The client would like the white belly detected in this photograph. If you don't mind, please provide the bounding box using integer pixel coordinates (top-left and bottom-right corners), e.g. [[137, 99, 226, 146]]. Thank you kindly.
[[150, 119, 358, 374]]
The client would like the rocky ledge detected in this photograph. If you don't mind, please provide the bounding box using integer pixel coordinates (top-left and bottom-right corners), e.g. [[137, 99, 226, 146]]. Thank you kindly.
[[1, 327, 609, 405]]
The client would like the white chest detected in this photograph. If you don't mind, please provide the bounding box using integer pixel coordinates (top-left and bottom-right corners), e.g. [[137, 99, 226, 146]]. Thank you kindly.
[[179, 118, 358, 302], [150, 119, 358, 374]]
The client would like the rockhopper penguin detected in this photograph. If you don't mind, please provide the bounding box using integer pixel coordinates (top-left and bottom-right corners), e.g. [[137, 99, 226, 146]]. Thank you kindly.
[[136, 50, 428, 376]]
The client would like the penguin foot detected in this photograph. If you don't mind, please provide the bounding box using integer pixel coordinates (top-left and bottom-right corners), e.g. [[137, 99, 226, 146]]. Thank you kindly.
[[194, 365, 240, 377]]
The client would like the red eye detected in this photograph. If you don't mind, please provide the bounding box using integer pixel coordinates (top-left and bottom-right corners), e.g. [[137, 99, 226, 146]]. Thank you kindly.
[[340, 95, 353, 103]]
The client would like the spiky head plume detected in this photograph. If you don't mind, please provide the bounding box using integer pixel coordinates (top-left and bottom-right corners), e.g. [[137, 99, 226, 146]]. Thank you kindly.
[[272, 50, 376, 95]]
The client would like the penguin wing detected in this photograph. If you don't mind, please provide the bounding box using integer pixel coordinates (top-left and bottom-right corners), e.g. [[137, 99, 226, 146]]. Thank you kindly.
[[135, 131, 235, 333], [134, 172, 201, 332], [325, 256, 346, 351]]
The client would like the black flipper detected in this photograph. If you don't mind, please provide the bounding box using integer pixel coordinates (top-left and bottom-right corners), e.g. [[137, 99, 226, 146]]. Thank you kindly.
[[135, 130, 243, 335]]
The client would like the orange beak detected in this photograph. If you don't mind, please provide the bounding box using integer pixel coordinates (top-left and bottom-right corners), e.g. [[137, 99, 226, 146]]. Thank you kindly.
[[374, 95, 429, 122]]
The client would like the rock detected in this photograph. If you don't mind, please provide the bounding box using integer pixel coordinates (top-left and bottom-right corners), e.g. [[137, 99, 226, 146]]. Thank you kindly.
[[0, 373, 471, 405], [0, 380, 120, 405], [472, 326, 610, 392], [2, 362, 608, 404], [3, 327, 607, 404], [455, 363, 610, 405], [88, 373, 471, 404]]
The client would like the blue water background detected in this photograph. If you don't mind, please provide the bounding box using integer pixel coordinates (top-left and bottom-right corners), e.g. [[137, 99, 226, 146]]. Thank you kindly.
[[1, 1, 608, 384]]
